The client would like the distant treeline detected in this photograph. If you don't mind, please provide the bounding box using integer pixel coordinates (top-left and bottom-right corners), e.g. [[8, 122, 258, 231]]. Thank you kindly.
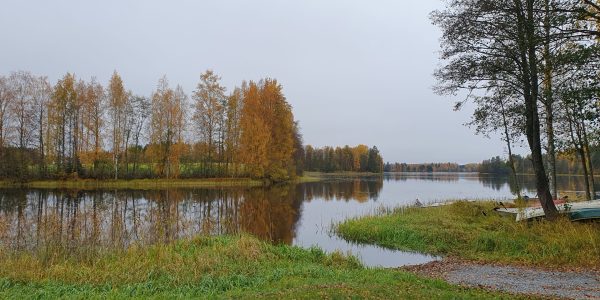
[[0, 70, 303, 182], [303, 145, 384, 173], [479, 152, 600, 175], [384, 162, 479, 173]]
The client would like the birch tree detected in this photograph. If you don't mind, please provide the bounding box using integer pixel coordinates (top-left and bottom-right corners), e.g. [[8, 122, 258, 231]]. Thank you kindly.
[[108, 71, 127, 179], [192, 70, 226, 166], [150, 76, 185, 178], [30, 76, 52, 176]]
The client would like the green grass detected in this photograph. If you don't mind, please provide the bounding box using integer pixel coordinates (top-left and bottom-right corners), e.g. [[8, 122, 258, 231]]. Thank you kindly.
[[294, 173, 322, 183], [0, 172, 325, 190], [337, 201, 600, 268], [0, 235, 525, 299], [0, 170, 372, 191]]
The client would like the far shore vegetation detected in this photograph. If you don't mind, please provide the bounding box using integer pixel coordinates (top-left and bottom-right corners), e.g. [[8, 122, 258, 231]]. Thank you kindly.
[[0, 70, 384, 185], [387, 152, 600, 179], [337, 201, 600, 269], [0, 171, 387, 189]]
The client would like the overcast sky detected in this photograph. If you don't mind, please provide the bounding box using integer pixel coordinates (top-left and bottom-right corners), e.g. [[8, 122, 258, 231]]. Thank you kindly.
[[0, 0, 519, 164]]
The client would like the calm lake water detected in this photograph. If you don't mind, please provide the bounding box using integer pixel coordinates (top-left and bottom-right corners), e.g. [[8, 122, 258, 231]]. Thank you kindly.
[[0, 173, 593, 268]]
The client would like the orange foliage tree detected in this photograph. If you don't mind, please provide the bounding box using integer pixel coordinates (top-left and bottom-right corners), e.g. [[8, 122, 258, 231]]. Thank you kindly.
[[239, 79, 296, 181], [149, 76, 186, 178]]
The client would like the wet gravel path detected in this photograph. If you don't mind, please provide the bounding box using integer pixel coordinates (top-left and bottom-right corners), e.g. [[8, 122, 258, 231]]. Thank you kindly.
[[404, 259, 600, 299]]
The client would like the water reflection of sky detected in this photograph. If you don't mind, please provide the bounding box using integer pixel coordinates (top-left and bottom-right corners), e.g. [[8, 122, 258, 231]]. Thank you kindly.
[[293, 174, 516, 267], [0, 173, 594, 268], [293, 173, 595, 267]]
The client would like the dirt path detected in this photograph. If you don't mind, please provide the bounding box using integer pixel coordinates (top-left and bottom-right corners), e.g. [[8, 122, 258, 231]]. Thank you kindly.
[[403, 259, 600, 299]]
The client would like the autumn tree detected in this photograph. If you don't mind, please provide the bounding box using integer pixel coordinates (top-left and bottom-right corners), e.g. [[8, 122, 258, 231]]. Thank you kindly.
[[49, 73, 79, 175], [6, 72, 38, 178], [122, 90, 136, 177], [239, 79, 296, 181], [292, 122, 305, 176], [192, 70, 226, 170], [108, 71, 128, 179], [0, 70, 305, 181], [261, 79, 295, 180], [128, 95, 150, 176], [0, 75, 15, 177], [149, 76, 186, 178], [30, 76, 52, 177], [0, 76, 11, 152], [224, 86, 244, 175], [239, 81, 270, 178], [80, 78, 105, 172]]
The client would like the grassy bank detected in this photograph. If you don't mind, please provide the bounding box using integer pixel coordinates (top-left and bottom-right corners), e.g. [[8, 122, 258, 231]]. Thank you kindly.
[[0, 172, 360, 190], [337, 201, 600, 269], [0, 178, 266, 189], [0, 235, 521, 299]]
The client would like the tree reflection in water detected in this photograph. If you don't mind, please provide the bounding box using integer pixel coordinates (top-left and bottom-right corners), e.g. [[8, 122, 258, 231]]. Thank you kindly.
[[0, 179, 384, 256], [385, 172, 598, 198]]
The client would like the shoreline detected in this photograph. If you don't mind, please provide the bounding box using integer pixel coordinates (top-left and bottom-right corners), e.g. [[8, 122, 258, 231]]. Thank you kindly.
[[0, 174, 325, 190], [336, 201, 600, 298], [336, 201, 600, 269], [0, 172, 389, 190], [0, 178, 265, 189]]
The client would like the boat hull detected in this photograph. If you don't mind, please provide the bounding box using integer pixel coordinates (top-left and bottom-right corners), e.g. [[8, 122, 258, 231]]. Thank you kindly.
[[568, 208, 600, 221], [494, 200, 600, 222]]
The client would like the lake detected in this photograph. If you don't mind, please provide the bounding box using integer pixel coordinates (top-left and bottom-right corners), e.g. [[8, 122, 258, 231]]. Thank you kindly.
[[0, 173, 594, 268]]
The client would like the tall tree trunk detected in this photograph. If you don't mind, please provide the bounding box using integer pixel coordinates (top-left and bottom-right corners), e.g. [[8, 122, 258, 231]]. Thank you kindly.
[[114, 118, 118, 180], [124, 130, 130, 179], [566, 106, 592, 200], [576, 128, 592, 200], [61, 115, 66, 172], [582, 121, 596, 199], [0, 120, 3, 177], [73, 109, 79, 177], [515, 0, 558, 218], [19, 105, 26, 180], [499, 99, 522, 198], [133, 126, 142, 177], [543, 0, 557, 199], [38, 107, 45, 178], [93, 105, 100, 175]]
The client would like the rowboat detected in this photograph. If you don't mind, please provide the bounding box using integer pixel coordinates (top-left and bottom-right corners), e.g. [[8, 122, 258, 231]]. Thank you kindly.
[[493, 200, 600, 222], [568, 206, 600, 221]]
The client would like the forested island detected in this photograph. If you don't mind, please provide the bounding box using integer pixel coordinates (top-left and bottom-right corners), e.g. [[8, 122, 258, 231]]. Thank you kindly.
[[0, 70, 384, 184]]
